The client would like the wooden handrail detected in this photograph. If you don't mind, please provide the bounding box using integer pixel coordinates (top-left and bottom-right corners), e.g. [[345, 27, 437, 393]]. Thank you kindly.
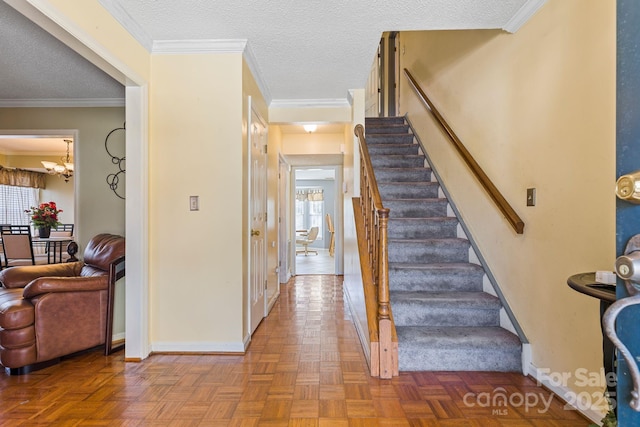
[[354, 124, 397, 379], [403, 69, 525, 234]]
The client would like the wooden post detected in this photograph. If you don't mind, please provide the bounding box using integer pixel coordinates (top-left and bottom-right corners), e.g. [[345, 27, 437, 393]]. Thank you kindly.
[[377, 208, 393, 379]]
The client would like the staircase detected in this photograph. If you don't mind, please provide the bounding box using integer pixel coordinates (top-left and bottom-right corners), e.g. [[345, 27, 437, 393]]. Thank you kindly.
[[365, 116, 522, 372]]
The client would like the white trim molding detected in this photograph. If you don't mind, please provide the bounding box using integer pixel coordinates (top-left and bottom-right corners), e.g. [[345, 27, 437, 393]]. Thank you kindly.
[[270, 98, 351, 109], [151, 341, 247, 353], [526, 362, 607, 424], [152, 39, 248, 54], [0, 98, 125, 108], [502, 0, 547, 33], [98, 0, 153, 51]]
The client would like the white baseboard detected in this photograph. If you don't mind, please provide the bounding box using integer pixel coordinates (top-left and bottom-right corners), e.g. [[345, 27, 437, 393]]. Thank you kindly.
[[151, 341, 246, 353], [527, 362, 606, 425]]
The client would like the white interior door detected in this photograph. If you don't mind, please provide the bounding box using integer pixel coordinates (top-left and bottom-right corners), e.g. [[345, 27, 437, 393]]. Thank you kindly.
[[249, 103, 267, 334], [278, 158, 290, 284]]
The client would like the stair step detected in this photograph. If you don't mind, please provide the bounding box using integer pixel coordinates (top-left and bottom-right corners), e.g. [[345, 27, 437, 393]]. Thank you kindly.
[[365, 124, 410, 134], [388, 238, 469, 263], [366, 133, 415, 144], [364, 116, 522, 373], [375, 168, 432, 183], [380, 182, 440, 200], [385, 199, 448, 218], [388, 217, 457, 239], [391, 291, 500, 327], [365, 116, 406, 126], [371, 154, 425, 169], [389, 262, 484, 292], [367, 143, 420, 156], [396, 326, 522, 371]]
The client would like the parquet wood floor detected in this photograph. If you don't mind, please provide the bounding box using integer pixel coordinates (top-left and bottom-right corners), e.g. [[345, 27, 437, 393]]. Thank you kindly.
[[0, 275, 591, 426]]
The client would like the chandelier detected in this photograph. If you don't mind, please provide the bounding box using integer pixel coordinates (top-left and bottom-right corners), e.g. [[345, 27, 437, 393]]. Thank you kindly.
[[41, 139, 74, 182]]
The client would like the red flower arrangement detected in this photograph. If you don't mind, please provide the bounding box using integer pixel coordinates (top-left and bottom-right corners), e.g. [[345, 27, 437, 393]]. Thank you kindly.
[[25, 201, 62, 228]]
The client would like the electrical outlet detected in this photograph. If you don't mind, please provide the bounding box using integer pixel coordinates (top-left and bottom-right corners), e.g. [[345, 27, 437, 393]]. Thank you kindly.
[[526, 188, 536, 207]]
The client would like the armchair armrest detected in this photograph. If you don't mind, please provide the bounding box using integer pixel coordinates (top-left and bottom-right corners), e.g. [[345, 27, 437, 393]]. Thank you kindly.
[[23, 276, 108, 299], [0, 262, 83, 289]]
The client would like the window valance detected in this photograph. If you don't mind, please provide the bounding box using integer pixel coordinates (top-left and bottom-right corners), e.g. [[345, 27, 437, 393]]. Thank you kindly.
[[296, 188, 324, 201], [0, 168, 46, 189]]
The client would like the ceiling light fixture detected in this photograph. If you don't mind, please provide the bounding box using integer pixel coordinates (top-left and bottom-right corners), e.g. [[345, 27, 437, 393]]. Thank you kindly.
[[303, 124, 317, 133], [41, 139, 74, 182]]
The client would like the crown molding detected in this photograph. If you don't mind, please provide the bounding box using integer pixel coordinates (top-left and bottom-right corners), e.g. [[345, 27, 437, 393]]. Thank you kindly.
[[243, 41, 272, 105], [502, 0, 546, 33], [98, 0, 153, 51], [0, 98, 125, 108], [270, 98, 351, 109], [152, 39, 248, 54]]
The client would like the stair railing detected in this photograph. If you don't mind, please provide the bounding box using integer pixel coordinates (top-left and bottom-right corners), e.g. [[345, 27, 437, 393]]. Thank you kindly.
[[354, 123, 397, 379], [404, 68, 525, 234]]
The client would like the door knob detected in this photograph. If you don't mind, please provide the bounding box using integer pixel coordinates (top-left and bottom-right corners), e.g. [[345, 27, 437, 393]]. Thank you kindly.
[[251, 229, 260, 236], [616, 170, 640, 203]]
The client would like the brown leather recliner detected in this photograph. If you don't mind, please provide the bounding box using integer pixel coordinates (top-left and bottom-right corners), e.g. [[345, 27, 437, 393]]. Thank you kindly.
[[0, 233, 125, 374]]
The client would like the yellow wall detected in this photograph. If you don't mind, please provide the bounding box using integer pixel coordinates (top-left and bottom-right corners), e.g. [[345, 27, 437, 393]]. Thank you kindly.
[[398, 0, 615, 403], [149, 53, 246, 349], [0, 107, 125, 246], [281, 133, 345, 156]]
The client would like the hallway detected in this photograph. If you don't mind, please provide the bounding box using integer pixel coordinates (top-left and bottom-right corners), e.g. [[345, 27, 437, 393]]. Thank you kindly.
[[0, 275, 590, 425]]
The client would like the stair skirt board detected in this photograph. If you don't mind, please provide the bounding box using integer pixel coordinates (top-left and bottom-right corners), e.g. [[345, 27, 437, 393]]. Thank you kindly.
[[364, 116, 524, 373]]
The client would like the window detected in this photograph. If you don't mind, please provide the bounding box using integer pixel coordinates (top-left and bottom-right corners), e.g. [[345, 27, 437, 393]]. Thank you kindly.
[[295, 187, 324, 240], [0, 185, 38, 225]]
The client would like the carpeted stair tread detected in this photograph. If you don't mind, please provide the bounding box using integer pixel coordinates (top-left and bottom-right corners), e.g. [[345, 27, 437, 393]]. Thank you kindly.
[[388, 217, 458, 239], [389, 263, 485, 292], [371, 155, 425, 168], [366, 133, 415, 144], [367, 144, 419, 156], [391, 291, 501, 309], [374, 168, 432, 182], [384, 199, 449, 218], [397, 326, 521, 349], [391, 291, 501, 327], [388, 238, 470, 264], [366, 116, 406, 125], [379, 182, 440, 200], [365, 124, 410, 134], [396, 326, 522, 371]]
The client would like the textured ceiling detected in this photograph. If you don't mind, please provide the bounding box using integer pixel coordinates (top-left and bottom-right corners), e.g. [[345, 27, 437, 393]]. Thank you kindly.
[[0, 1, 124, 104], [0, 0, 543, 106], [101, 0, 537, 102]]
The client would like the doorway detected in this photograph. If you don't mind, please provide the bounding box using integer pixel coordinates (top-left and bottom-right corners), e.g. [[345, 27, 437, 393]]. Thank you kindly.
[[294, 167, 336, 275], [0, 131, 77, 229]]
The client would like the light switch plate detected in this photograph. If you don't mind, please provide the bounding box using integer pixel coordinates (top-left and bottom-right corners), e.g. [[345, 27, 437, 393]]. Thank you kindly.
[[190, 195, 199, 211], [526, 188, 536, 206]]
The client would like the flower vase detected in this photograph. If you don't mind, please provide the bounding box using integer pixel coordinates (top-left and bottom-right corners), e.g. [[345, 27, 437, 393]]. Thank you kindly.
[[38, 226, 51, 238]]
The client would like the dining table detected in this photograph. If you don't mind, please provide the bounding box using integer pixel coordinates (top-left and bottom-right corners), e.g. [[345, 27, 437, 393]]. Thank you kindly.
[[32, 235, 75, 264]]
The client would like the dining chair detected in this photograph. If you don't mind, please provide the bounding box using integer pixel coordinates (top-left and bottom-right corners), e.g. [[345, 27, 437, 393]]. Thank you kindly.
[[52, 223, 74, 235], [0, 224, 10, 268], [296, 226, 319, 256], [40, 224, 74, 259], [326, 214, 335, 257], [0, 225, 49, 268]]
